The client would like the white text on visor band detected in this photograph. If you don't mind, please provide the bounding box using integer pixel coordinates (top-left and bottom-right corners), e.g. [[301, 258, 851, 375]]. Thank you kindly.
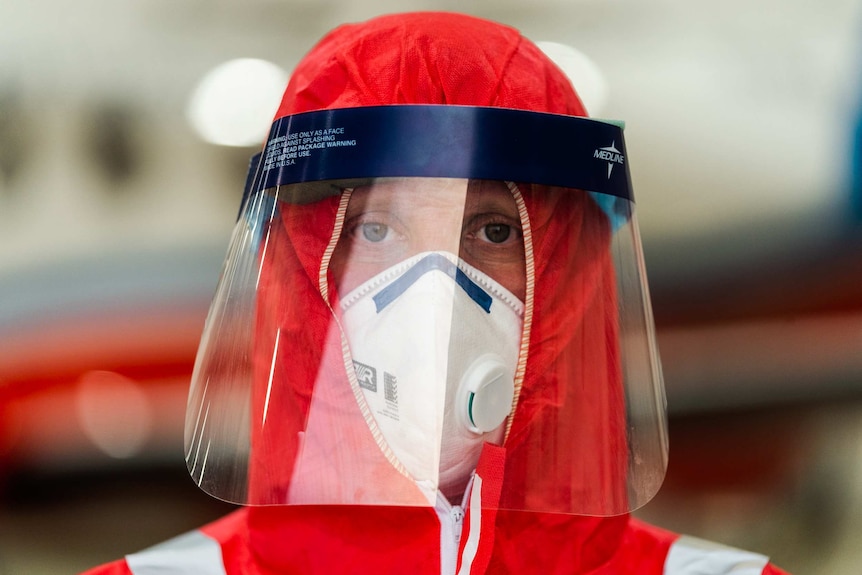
[[339, 252, 524, 499]]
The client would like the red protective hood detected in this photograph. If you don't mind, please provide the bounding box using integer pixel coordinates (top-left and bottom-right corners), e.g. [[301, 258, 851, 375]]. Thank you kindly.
[[277, 12, 586, 116]]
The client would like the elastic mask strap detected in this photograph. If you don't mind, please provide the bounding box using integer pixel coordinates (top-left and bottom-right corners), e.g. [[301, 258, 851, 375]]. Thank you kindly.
[[322, 188, 414, 483], [319, 188, 353, 304], [504, 183, 533, 442]]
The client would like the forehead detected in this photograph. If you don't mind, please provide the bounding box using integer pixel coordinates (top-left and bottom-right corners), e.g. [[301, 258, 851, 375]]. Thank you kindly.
[[346, 178, 515, 210]]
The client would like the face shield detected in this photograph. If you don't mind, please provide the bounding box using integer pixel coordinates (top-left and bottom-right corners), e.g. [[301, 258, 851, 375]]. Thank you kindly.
[[185, 105, 667, 516]]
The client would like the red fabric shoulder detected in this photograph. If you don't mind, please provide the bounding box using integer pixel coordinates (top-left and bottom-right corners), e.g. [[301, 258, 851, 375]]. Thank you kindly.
[[763, 563, 793, 575], [621, 518, 793, 575], [79, 558, 133, 575], [198, 508, 255, 575], [616, 517, 678, 573], [78, 509, 251, 575]]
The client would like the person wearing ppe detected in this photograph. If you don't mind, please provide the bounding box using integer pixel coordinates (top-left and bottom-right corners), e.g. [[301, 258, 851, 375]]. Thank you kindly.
[[83, 12, 790, 575]]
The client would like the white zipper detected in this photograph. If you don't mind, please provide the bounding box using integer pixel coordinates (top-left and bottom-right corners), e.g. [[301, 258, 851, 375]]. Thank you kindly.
[[436, 476, 474, 575], [450, 505, 465, 545], [437, 497, 460, 575]]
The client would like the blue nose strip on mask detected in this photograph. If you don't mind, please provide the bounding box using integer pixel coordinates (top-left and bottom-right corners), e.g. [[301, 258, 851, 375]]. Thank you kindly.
[[372, 253, 493, 314]]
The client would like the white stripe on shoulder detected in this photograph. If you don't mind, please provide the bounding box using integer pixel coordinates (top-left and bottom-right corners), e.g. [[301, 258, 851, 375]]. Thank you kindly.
[[665, 535, 770, 575], [126, 530, 227, 575]]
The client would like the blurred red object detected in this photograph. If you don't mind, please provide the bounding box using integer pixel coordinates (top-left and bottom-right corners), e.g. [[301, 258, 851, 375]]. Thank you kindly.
[[0, 304, 205, 475]]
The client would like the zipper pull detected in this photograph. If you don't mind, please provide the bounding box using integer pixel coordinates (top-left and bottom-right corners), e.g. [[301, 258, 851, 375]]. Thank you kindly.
[[451, 505, 465, 545]]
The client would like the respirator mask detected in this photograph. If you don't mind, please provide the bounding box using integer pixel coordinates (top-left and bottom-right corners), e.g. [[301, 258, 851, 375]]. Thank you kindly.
[[338, 250, 524, 501]]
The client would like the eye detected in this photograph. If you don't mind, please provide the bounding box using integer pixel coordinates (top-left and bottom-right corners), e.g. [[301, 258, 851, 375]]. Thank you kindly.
[[360, 222, 390, 242], [465, 214, 521, 247], [481, 223, 512, 244]]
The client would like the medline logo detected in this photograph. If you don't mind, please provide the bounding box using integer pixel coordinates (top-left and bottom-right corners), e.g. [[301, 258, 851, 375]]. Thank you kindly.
[[594, 141, 624, 179]]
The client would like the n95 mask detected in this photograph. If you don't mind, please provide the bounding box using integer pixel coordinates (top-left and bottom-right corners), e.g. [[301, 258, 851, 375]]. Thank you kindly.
[[339, 251, 524, 501]]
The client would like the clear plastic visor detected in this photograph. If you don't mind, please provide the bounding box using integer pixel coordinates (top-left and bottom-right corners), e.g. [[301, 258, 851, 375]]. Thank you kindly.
[[185, 175, 667, 516]]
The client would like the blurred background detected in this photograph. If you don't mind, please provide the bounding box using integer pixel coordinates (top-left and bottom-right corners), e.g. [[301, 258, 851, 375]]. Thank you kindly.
[[2, 0, 862, 573]]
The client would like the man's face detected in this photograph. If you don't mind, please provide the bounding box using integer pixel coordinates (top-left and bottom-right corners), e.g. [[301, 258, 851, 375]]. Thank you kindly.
[[329, 177, 526, 300], [329, 178, 528, 502]]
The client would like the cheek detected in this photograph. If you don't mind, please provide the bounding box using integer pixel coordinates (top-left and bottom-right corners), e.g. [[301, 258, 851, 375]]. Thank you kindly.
[[328, 249, 382, 296], [505, 267, 527, 303], [471, 258, 526, 303]]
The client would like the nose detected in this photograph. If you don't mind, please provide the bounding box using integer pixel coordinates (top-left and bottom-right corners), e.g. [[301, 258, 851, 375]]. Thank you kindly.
[[404, 187, 469, 257]]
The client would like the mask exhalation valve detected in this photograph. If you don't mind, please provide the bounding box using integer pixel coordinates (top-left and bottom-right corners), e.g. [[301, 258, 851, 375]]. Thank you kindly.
[[458, 354, 516, 434]]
